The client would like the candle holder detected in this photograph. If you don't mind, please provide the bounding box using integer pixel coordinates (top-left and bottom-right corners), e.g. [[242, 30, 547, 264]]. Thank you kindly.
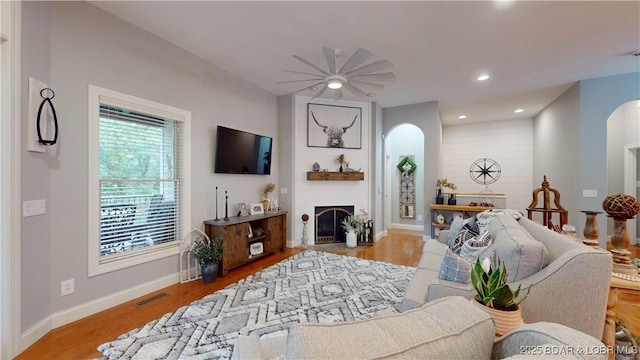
[[214, 186, 220, 221], [224, 191, 230, 221], [580, 210, 601, 248]]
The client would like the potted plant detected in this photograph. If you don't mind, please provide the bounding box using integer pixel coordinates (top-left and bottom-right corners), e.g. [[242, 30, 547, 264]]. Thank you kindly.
[[436, 178, 457, 204], [262, 182, 275, 211], [337, 154, 346, 172], [341, 209, 368, 248], [192, 234, 223, 284], [469, 256, 530, 336]]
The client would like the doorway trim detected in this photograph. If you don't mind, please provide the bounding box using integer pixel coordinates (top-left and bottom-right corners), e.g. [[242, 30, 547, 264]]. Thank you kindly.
[[0, 0, 22, 357], [623, 142, 639, 245]]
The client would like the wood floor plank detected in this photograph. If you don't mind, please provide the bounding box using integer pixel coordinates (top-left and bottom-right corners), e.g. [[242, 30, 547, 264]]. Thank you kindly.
[[15, 233, 639, 359]]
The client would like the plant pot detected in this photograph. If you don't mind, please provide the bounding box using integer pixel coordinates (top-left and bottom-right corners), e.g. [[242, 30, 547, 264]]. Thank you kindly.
[[346, 230, 357, 248], [201, 262, 219, 284], [472, 300, 523, 336]]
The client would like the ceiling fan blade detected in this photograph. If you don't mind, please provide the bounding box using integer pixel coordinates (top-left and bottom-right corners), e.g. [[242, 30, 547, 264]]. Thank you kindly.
[[349, 72, 396, 82], [345, 60, 394, 77], [281, 69, 325, 77], [323, 47, 337, 74], [344, 83, 367, 97], [350, 80, 385, 91], [311, 86, 328, 100], [293, 55, 329, 76], [277, 78, 324, 84], [291, 81, 325, 94], [333, 89, 343, 101], [338, 48, 373, 74]]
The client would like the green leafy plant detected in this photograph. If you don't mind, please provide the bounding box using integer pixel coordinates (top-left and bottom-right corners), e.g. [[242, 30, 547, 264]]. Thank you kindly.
[[341, 209, 369, 235], [192, 234, 223, 266], [396, 156, 417, 175], [469, 257, 530, 311]]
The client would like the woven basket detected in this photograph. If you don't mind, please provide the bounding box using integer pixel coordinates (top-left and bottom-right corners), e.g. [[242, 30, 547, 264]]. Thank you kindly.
[[602, 194, 640, 219]]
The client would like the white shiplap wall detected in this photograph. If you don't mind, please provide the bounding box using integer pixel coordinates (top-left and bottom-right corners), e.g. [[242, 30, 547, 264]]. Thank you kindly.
[[442, 118, 533, 212]]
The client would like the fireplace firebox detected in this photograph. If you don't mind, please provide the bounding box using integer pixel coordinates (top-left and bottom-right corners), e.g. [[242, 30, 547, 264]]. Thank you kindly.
[[314, 206, 354, 244]]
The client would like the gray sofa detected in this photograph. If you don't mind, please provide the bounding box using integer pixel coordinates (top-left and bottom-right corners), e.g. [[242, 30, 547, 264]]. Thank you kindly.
[[401, 213, 612, 340], [232, 296, 607, 360]]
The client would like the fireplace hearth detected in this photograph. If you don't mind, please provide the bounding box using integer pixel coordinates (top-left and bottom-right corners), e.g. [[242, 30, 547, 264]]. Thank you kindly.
[[314, 206, 354, 244]]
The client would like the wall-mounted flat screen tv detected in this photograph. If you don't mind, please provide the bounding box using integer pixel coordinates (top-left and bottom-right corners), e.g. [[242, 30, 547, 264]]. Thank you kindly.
[[214, 126, 273, 175]]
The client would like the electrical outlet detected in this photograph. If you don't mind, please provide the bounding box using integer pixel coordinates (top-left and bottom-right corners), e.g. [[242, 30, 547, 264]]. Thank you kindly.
[[61, 279, 74, 296], [417, 215, 423, 221], [582, 189, 597, 198]]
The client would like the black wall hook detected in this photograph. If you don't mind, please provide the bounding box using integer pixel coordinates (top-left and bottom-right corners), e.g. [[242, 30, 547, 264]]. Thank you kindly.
[[37, 88, 58, 145]]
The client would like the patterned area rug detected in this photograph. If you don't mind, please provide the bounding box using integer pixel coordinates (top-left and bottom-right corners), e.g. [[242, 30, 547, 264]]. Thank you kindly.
[[98, 250, 415, 359]]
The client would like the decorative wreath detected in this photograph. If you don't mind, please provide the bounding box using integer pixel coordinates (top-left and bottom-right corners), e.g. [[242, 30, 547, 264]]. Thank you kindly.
[[397, 156, 417, 175]]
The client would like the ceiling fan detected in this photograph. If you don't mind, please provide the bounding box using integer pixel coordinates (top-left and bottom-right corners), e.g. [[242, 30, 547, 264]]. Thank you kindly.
[[279, 47, 396, 100]]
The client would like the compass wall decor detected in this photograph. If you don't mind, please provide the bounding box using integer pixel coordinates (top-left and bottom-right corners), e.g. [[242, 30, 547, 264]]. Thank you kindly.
[[469, 158, 501, 185], [469, 158, 501, 206]]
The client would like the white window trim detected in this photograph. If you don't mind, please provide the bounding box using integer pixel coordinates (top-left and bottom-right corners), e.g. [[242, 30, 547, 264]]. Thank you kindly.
[[87, 85, 191, 277]]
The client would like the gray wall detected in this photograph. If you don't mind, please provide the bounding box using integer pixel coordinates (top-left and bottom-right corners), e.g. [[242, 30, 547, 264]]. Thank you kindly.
[[579, 73, 640, 245], [21, 0, 53, 333], [534, 72, 640, 245], [373, 103, 384, 236], [383, 101, 441, 237], [277, 94, 294, 245], [21, 1, 278, 332], [532, 84, 580, 231]]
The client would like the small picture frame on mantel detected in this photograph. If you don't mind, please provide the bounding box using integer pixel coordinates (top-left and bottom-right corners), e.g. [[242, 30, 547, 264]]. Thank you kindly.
[[250, 203, 264, 215]]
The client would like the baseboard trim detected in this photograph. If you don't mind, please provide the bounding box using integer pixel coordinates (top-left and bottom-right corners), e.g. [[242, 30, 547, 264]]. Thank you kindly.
[[375, 230, 387, 241], [389, 223, 423, 232], [19, 272, 179, 353]]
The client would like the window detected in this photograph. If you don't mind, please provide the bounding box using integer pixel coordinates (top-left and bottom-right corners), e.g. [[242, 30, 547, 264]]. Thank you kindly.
[[88, 86, 191, 276]]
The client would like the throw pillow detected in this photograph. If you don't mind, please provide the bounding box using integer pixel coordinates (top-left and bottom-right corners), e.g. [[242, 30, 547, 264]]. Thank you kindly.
[[476, 209, 525, 234], [438, 248, 472, 283], [459, 231, 494, 263], [451, 224, 479, 254], [446, 216, 466, 249], [488, 213, 550, 282]]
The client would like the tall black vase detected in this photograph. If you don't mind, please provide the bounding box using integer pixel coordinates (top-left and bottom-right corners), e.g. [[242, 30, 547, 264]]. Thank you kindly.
[[435, 188, 444, 204]]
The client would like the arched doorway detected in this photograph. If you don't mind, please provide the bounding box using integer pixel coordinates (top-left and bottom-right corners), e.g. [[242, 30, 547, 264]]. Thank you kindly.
[[384, 124, 425, 232], [606, 99, 640, 245]]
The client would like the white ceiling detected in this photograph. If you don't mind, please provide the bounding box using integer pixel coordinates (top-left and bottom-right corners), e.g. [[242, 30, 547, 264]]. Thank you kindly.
[[89, 1, 639, 125]]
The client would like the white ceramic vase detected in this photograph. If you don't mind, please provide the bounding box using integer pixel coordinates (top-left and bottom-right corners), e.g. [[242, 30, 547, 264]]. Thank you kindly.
[[346, 230, 357, 248]]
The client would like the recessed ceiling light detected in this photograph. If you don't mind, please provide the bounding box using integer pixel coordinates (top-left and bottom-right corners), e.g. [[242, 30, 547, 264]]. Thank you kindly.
[[458, 115, 467, 119], [477, 74, 490, 81], [514, 108, 524, 113]]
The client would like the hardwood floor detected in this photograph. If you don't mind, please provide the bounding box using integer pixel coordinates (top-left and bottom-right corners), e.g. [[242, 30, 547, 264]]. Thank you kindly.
[[16, 229, 424, 359], [15, 233, 640, 359]]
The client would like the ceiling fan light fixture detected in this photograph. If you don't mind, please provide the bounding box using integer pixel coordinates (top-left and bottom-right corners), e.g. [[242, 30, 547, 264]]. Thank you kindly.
[[327, 80, 343, 89]]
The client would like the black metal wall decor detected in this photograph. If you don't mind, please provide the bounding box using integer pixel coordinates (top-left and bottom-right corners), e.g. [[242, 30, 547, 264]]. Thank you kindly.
[[36, 88, 58, 145]]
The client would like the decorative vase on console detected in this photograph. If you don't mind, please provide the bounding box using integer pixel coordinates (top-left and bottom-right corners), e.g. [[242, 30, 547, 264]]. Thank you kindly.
[[448, 194, 457, 205], [436, 188, 444, 204]]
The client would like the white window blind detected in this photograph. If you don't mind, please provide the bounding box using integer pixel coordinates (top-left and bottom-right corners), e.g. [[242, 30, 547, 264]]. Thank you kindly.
[[98, 104, 183, 260]]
